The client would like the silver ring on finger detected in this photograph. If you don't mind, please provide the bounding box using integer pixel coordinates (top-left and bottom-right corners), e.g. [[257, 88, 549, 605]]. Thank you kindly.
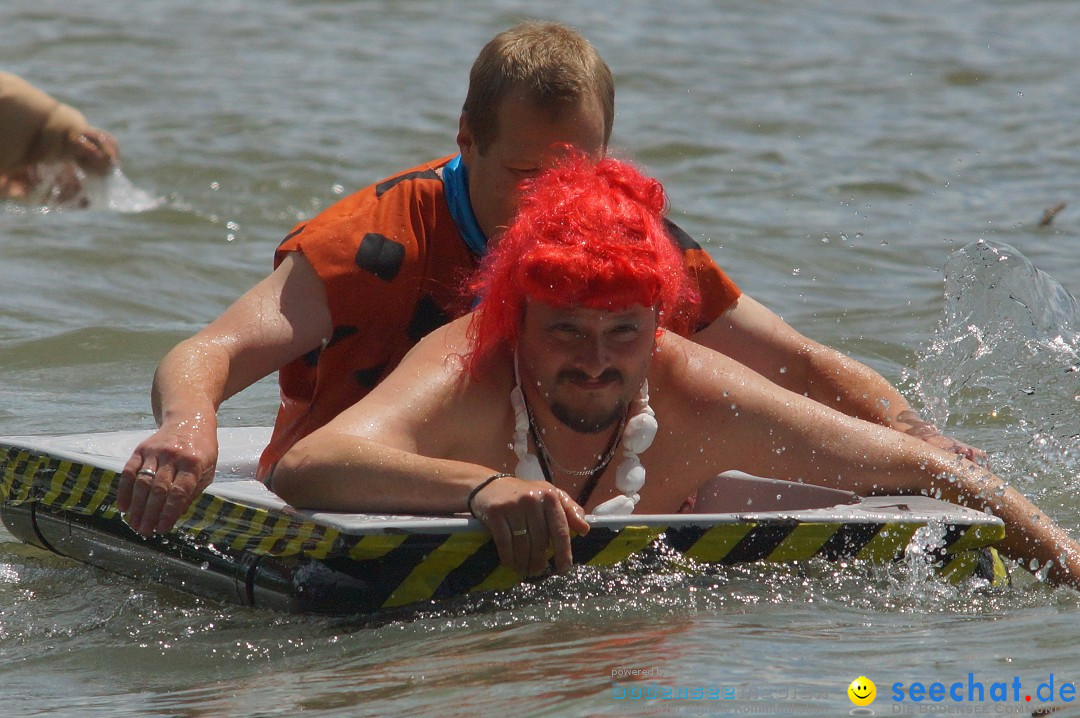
[[511, 528, 528, 537], [136, 468, 157, 479]]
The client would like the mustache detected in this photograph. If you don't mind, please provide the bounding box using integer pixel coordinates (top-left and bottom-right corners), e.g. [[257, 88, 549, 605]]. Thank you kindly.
[[556, 368, 624, 385]]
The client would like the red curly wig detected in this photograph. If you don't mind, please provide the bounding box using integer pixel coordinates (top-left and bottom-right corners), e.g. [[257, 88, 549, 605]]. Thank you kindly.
[[465, 153, 699, 372]]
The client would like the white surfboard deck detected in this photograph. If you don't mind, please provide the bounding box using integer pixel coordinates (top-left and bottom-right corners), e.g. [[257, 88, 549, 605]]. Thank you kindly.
[[0, 427, 1002, 532]]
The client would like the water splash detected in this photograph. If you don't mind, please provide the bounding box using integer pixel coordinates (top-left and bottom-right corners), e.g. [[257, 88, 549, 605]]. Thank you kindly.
[[1, 165, 162, 214], [909, 239, 1080, 503], [384, 538, 1041, 627], [81, 167, 163, 213]]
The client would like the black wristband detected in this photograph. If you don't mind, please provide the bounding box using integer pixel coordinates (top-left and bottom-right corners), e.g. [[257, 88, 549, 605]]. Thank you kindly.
[[466, 472, 512, 518]]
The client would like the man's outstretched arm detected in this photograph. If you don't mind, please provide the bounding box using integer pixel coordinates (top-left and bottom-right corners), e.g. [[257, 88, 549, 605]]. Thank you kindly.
[[679, 347, 1079, 589], [694, 294, 985, 462], [272, 434, 588, 577], [119, 253, 332, 536]]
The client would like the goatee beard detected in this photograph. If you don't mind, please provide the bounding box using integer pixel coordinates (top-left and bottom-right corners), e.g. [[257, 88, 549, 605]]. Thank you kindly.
[[550, 399, 628, 434]]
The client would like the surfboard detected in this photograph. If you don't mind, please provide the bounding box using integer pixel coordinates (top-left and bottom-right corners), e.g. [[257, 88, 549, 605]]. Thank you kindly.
[[0, 428, 1007, 615]]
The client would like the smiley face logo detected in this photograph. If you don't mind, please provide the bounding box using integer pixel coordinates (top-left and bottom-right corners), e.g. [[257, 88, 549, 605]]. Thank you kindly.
[[847, 676, 876, 706]]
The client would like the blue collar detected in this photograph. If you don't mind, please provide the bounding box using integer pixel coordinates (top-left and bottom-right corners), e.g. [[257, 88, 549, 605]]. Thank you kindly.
[[442, 154, 488, 256]]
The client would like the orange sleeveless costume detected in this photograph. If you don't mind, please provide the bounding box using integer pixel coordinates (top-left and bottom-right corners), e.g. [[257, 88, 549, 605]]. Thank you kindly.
[[259, 155, 741, 479]]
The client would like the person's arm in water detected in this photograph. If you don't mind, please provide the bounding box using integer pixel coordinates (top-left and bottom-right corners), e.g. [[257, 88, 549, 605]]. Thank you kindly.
[[664, 337, 1080, 588], [692, 293, 985, 462], [118, 253, 331, 537], [270, 317, 590, 577], [0, 72, 119, 199]]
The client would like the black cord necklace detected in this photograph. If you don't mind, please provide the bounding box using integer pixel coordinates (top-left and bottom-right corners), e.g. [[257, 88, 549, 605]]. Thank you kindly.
[[528, 416, 623, 508]]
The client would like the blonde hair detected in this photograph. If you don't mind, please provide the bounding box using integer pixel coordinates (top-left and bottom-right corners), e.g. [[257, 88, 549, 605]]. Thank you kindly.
[[462, 22, 614, 153]]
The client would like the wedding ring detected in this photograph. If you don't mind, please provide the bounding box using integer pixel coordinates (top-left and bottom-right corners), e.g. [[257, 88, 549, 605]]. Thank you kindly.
[[511, 528, 528, 537], [136, 468, 157, 479]]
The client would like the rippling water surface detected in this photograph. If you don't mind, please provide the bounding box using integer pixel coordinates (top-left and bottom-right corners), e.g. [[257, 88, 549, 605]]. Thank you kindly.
[[2, 1, 1080, 715]]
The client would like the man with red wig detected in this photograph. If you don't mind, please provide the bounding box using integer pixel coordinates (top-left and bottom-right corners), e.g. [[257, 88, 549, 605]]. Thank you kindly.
[[270, 155, 1080, 589]]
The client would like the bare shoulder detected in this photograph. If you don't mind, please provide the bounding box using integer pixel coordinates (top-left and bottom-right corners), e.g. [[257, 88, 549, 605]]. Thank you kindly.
[[324, 314, 508, 452], [336, 315, 472, 422], [396, 314, 474, 371], [652, 330, 765, 402]]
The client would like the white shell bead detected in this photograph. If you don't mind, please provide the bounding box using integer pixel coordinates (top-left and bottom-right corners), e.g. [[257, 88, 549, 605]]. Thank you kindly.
[[615, 457, 646, 493], [622, 413, 657, 454], [592, 494, 638, 515]]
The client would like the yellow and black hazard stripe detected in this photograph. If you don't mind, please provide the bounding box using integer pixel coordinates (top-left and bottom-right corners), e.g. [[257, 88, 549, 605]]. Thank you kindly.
[[1, 443, 1008, 614], [0, 445, 343, 559], [322, 519, 1007, 609], [1, 446, 117, 518]]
